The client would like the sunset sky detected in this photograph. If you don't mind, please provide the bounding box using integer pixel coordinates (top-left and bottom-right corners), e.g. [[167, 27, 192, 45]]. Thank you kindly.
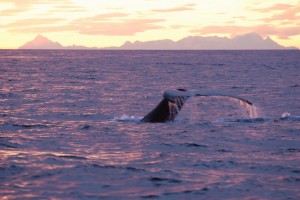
[[1, 0, 299, 49]]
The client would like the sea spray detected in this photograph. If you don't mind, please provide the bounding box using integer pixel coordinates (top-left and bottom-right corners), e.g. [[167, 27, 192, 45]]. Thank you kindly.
[[175, 96, 261, 122], [112, 115, 142, 122]]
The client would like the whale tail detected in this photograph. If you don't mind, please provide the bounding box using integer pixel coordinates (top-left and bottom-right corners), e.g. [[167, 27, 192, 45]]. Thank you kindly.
[[141, 89, 252, 123]]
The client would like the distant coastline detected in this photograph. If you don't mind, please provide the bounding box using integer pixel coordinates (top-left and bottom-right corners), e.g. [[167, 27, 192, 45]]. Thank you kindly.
[[16, 33, 299, 50], [9, 49, 300, 51]]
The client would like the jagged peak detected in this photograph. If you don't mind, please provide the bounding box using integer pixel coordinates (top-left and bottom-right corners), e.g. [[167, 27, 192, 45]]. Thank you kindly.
[[19, 34, 63, 49], [265, 36, 273, 41], [33, 34, 54, 43]]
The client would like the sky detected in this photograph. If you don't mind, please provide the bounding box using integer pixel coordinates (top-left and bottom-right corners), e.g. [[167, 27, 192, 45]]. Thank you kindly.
[[0, 0, 300, 49]]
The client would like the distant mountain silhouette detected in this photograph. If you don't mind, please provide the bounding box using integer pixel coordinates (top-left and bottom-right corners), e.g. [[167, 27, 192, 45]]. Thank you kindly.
[[19, 35, 96, 50], [20, 33, 297, 50], [20, 35, 63, 49], [118, 33, 296, 50]]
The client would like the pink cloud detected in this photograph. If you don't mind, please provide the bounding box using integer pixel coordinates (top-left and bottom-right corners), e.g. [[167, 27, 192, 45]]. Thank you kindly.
[[0, 0, 47, 16], [3, 18, 64, 28], [70, 14, 164, 35], [191, 2, 300, 39], [191, 25, 250, 37], [264, 8, 300, 23], [0, 0, 82, 16], [0, 8, 26, 16], [1, 0, 49, 7], [5, 13, 164, 36], [250, 3, 300, 23], [78, 13, 129, 22], [191, 24, 300, 39], [250, 3, 297, 12], [77, 19, 164, 35], [151, 4, 196, 13]]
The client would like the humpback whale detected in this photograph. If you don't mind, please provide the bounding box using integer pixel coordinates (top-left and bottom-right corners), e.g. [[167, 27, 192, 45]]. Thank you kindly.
[[142, 89, 253, 123]]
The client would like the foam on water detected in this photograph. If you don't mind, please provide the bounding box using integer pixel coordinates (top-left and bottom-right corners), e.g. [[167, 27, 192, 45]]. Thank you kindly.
[[112, 115, 142, 122]]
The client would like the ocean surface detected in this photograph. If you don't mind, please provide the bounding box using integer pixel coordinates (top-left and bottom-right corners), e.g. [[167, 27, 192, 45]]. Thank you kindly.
[[0, 50, 300, 199]]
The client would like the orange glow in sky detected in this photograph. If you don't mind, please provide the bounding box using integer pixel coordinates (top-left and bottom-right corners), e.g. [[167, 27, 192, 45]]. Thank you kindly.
[[0, 0, 299, 49]]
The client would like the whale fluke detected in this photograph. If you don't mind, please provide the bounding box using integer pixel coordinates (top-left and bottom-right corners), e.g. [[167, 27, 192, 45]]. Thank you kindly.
[[194, 91, 253, 106], [142, 89, 253, 123]]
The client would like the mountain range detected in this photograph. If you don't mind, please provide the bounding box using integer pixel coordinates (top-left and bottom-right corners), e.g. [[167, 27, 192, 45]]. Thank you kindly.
[[19, 33, 297, 50]]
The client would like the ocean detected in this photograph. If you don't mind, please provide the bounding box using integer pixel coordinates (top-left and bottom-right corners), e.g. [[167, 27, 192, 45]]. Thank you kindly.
[[1, 50, 300, 199]]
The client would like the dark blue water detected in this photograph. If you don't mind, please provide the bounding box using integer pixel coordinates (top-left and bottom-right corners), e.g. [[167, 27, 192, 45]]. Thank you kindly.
[[1, 50, 300, 199]]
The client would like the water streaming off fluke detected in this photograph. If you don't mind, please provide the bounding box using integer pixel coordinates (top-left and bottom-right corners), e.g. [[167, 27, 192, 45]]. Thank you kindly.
[[176, 96, 259, 122]]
